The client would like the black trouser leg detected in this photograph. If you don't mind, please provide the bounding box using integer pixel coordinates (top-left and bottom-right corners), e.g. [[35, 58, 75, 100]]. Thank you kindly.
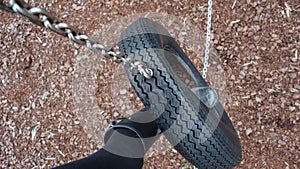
[[52, 109, 158, 169]]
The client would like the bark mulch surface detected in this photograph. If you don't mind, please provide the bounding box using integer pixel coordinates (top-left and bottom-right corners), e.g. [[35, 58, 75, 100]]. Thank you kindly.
[[0, 0, 299, 169]]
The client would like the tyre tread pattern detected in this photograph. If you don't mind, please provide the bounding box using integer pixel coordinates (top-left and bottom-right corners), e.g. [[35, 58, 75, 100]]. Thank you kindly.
[[118, 18, 242, 169]]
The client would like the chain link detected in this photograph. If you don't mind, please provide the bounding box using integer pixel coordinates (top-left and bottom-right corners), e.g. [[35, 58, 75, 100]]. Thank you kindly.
[[202, 0, 213, 79], [0, 0, 153, 79], [0, 0, 13, 12]]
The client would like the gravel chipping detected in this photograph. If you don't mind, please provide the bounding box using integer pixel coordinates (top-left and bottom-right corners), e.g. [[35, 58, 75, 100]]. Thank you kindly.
[[0, 0, 299, 169]]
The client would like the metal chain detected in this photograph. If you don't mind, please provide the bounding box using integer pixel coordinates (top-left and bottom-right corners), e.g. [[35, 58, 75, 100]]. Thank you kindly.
[[0, 0, 153, 79], [202, 0, 213, 79]]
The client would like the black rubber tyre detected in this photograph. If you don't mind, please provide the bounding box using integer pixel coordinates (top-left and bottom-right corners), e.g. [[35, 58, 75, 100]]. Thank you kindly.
[[118, 18, 242, 169]]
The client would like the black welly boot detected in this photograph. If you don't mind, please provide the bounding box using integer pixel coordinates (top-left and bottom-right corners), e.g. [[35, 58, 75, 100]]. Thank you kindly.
[[103, 108, 159, 158], [52, 109, 159, 169]]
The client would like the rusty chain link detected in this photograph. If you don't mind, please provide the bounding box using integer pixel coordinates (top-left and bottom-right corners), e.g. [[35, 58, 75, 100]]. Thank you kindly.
[[0, 0, 153, 79]]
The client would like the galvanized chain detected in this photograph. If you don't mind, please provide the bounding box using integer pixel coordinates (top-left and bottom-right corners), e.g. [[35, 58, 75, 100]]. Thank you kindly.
[[202, 0, 213, 79], [0, 0, 153, 79]]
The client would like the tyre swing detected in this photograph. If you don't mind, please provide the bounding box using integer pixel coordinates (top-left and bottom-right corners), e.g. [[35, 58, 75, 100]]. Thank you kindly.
[[110, 1, 242, 168], [114, 17, 242, 169]]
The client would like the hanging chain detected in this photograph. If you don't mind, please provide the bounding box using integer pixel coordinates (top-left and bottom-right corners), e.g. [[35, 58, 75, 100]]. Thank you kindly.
[[0, 0, 153, 79], [202, 0, 213, 79]]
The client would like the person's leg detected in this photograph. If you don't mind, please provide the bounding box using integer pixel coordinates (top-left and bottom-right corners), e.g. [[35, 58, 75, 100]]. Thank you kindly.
[[52, 109, 158, 169], [52, 133, 144, 169]]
